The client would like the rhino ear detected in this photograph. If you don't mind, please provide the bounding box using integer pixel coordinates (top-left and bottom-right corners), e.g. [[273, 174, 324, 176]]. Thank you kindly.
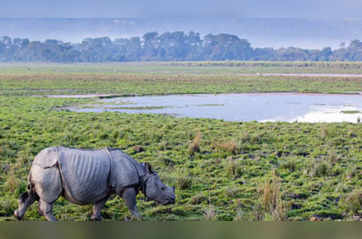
[[144, 162, 154, 174]]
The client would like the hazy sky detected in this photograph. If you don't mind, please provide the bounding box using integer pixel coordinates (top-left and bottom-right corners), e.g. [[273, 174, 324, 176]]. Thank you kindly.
[[2, 0, 362, 19]]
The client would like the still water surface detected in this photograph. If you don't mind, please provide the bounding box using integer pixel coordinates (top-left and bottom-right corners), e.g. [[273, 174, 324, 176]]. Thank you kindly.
[[70, 93, 362, 123]]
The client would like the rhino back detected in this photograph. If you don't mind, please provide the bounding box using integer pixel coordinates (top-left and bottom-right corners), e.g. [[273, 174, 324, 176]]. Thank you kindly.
[[58, 148, 111, 204]]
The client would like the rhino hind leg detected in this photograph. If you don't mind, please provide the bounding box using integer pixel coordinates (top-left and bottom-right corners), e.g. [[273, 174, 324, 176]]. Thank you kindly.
[[14, 191, 37, 220], [31, 166, 62, 221], [91, 197, 109, 221], [39, 200, 56, 222]]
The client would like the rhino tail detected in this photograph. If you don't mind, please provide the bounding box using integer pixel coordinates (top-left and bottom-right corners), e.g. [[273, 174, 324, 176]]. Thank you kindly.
[[19, 172, 39, 203]]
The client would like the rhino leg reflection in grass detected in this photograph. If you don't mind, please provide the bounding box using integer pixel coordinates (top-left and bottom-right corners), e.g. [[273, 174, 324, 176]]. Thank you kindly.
[[14, 146, 175, 221]]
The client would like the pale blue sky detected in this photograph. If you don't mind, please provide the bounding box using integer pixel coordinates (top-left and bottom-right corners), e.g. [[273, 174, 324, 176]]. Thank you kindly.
[[1, 0, 361, 19]]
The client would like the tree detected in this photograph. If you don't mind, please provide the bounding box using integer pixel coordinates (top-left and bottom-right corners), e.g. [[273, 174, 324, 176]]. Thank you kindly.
[[1, 32, 362, 62], [203, 33, 253, 60], [142, 32, 159, 60]]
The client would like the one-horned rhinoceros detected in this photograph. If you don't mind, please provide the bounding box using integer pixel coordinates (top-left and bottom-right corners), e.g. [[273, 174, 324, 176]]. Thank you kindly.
[[14, 146, 175, 221]]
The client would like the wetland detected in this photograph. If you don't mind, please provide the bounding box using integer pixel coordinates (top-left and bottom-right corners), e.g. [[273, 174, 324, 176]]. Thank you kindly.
[[0, 62, 361, 221]]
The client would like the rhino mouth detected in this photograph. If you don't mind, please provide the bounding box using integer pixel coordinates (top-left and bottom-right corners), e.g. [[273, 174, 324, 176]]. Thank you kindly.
[[160, 197, 176, 205]]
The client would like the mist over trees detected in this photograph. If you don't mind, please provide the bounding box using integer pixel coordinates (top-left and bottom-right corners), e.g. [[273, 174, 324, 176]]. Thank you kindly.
[[1, 31, 362, 62]]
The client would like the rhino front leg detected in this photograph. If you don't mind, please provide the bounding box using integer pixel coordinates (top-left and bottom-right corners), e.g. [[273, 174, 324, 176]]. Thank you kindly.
[[91, 197, 109, 221], [39, 200, 56, 222], [122, 187, 141, 220]]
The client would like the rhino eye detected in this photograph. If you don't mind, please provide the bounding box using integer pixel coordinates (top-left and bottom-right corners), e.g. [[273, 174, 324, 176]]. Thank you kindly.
[[161, 186, 166, 191]]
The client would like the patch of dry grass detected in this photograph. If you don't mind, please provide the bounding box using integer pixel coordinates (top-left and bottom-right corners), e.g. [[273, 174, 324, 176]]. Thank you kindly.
[[216, 140, 238, 154], [258, 171, 287, 221], [188, 132, 201, 155]]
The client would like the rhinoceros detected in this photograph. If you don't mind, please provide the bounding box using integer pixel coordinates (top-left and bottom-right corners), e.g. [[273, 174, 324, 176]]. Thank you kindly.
[[14, 146, 175, 221]]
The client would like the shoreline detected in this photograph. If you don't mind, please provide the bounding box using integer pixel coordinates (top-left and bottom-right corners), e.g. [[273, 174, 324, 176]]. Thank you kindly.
[[42, 91, 362, 99]]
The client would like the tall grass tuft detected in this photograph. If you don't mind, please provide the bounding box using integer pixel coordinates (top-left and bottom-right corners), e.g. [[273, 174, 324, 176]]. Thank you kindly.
[[216, 140, 238, 154], [224, 158, 243, 178], [188, 131, 201, 155], [0, 197, 16, 216], [327, 149, 340, 164], [203, 205, 217, 221], [175, 169, 193, 190], [258, 171, 287, 221], [309, 160, 331, 177], [233, 208, 249, 221], [339, 190, 362, 216], [320, 126, 329, 139], [4, 168, 20, 193]]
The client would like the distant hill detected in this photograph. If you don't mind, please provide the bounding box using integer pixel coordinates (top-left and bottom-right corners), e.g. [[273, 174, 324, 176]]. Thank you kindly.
[[1, 17, 362, 49]]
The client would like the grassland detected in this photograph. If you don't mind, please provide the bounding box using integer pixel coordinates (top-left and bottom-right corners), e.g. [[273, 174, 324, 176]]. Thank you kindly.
[[0, 62, 361, 221], [0, 62, 362, 96]]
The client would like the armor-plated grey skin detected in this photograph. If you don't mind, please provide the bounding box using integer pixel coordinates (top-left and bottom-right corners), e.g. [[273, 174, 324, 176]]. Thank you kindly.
[[14, 146, 175, 221]]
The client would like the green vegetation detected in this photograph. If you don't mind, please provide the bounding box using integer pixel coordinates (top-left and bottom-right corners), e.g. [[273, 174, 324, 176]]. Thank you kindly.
[[1, 62, 362, 96], [341, 110, 361, 114], [0, 63, 361, 221], [105, 106, 168, 110]]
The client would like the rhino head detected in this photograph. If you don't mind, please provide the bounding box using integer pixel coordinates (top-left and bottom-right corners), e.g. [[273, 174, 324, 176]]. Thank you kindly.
[[141, 163, 175, 205]]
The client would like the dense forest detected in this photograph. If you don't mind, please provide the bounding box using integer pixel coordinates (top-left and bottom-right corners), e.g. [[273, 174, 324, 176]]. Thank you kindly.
[[1, 31, 362, 62]]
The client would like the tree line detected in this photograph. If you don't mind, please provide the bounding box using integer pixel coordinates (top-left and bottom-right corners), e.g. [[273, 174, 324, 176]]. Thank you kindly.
[[1, 32, 362, 62]]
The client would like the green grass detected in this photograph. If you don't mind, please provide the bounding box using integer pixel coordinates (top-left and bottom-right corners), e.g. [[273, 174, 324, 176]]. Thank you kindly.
[[0, 62, 362, 96], [1, 61, 362, 74], [341, 110, 361, 114], [104, 106, 169, 110], [0, 62, 361, 221]]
